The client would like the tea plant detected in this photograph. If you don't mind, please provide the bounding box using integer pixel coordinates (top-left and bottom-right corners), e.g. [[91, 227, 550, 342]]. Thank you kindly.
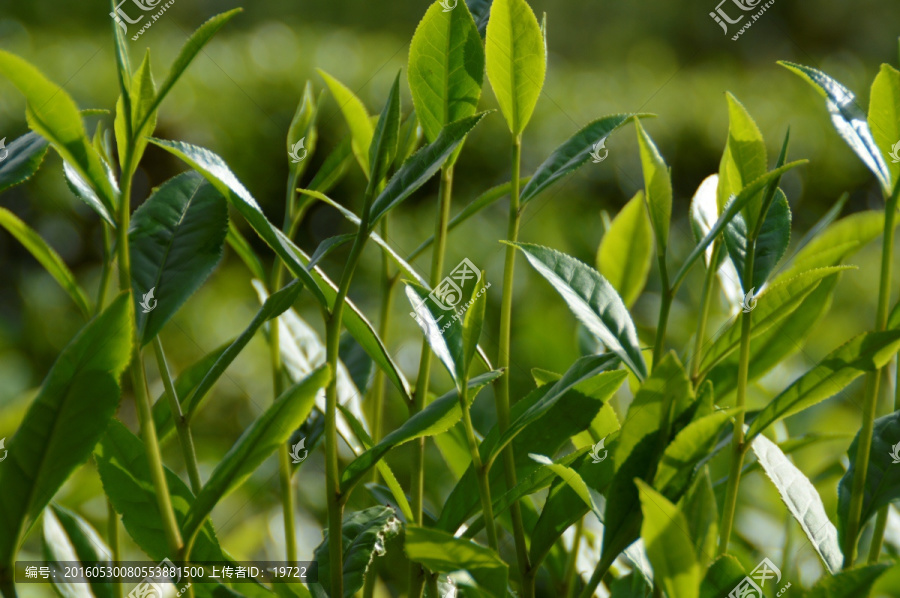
[[0, 0, 899, 597]]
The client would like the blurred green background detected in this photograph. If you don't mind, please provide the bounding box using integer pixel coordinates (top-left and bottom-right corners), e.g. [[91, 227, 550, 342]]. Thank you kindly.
[[2, 0, 900, 594]]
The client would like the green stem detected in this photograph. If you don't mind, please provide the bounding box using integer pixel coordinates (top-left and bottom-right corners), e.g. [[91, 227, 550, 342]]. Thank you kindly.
[[362, 558, 379, 598], [117, 148, 183, 558], [652, 254, 672, 368], [152, 337, 202, 494], [577, 549, 615, 598], [408, 166, 454, 598], [459, 380, 499, 550], [370, 219, 398, 480], [325, 220, 370, 598], [844, 182, 899, 567], [108, 500, 122, 598], [494, 135, 533, 598], [690, 242, 721, 385], [718, 242, 756, 555], [96, 224, 114, 315], [425, 573, 440, 598], [562, 517, 584, 598]]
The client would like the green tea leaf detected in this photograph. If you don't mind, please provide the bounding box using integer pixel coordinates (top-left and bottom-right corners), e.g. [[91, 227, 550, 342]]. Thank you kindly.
[[95, 420, 224, 562], [462, 275, 487, 378], [635, 120, 672, 251], [0, 293, 132, 567], [489, 354, 625, 465], [315, 506, 401, 598], [408, 1, 485, 144], [287, 81, 318, 178], [724, 188, 791, 292], [752, 433, 842, 573], [182, 366, 331, 544], [636, 480, 700, 598], [405, 526, 508, 597], [318, 70, 374, 177], [615, 353, 693, 466], [519, 114, 641, 205], [747, 331, 900, 442], [366, 73, 401, 187], [141, 10, 242, 134], [869, 64, 900, 188], [485, 0, 545, 135], [63, 161, 117, 227], [43, 505, 113, 598], [0, 50, 117, 212], [699, 555, 746, 598], [0, 207, 92, 318], [148, 138, 411, 400], [805, 563, 891, 598], [367, 112, 488, 229], [340, 372, 501, 493], [654, 409, 737, 501], [699, 267, 852, 374], [511, 241, 647, 380], [718, 93, 767, 219], [671, 162, 807, 291], [0, 131, 49, 194], [115, 50, 157, 172], [678, 468, 718, 568], [596, 191, 653, 308], [129, 172, 228, 345], [838, 409, 900, 552], [780, 61, 892, 194]]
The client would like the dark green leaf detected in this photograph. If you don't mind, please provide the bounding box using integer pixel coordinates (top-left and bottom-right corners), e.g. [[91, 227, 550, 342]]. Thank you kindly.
[[678, 468, 717, 568], [724, 189, 791, 292], [747, 331, 900, 442], [0, 131, 49, 194], [129, 172, 229, 345], [367, 112, 488, 229], [405, 526, 507, 597], [314, 506, 401, 598], [63, 161, 117, 227], [0, 294, 132, 567], [511, 241, 647, 380], [182, 366, 331, 544], [148, 138, 411, 400], [341, 372, 501, 493], [780, 61, 892, 194], [307, 233, 355, 271], [838, 409, 900, 551], [805, 563, 891, 598], [95, 420, 224, 562], [366, 73, 401, 187], [520, 114, 641, 205]]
